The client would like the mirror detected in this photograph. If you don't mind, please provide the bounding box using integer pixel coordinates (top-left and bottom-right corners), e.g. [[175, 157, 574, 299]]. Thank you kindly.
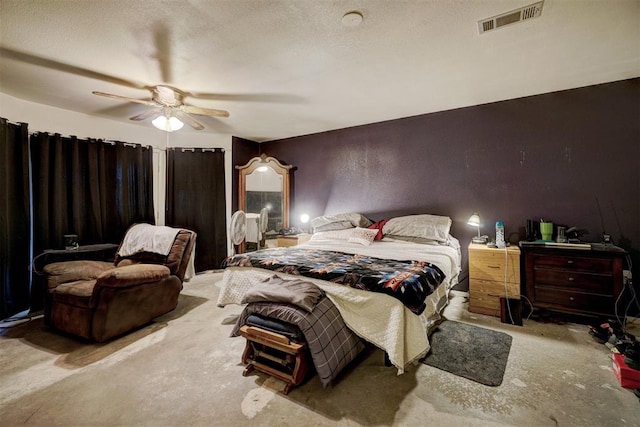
[[237, 154, 293, 252]]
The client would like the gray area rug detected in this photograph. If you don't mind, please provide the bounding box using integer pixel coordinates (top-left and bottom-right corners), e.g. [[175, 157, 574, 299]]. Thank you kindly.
[[422, 320, 512, 386]]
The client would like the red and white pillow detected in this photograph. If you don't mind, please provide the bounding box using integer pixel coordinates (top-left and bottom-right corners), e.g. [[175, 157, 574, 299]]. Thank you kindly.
[[348, 227, 379, 246]]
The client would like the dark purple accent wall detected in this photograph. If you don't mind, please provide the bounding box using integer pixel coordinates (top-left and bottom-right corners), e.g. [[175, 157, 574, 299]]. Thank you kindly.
[[235, 79, 640, 292], [231, 136, 259, 215]]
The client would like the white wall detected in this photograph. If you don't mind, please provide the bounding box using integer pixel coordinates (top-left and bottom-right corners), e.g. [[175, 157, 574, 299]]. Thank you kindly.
[[0, 93, 233, 253]]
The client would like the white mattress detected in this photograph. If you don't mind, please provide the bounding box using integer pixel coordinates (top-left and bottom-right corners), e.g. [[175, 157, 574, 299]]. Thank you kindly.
[[217, 235, 461, 373]]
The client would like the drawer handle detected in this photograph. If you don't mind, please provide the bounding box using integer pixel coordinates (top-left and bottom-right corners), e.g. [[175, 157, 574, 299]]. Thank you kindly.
[[567, 260, 574, 265], [569, 296, 575, 301], [568, 277, 575, 282], [487, 265, 500, 269]]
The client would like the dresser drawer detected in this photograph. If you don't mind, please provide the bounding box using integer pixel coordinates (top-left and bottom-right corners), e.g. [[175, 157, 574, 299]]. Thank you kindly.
[[534, 286, 614, 314], [533, 269, 613, 293], [532, 254, 612, 273]]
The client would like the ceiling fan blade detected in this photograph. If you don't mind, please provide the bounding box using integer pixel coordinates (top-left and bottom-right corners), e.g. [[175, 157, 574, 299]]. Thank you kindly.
[[185, 91, 304, 103], [92, 91, 157, 106], [152, 23, 173, 84], [129, 108, 161, 121], [174, 110, 205, 130], [0, 47, 146, 89], [182, 104, 230, 118]]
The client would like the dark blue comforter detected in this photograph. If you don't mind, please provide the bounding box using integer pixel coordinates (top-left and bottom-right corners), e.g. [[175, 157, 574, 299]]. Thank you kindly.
[[222, 247, 446, 315]]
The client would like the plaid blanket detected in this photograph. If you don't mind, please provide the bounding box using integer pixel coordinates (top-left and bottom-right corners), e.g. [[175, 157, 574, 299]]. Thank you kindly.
[[231, 296, 365, 387], [222, 247, 446, 315]]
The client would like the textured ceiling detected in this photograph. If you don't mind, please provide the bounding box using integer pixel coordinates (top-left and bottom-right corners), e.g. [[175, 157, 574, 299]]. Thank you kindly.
[[1, 0, 638, 141]]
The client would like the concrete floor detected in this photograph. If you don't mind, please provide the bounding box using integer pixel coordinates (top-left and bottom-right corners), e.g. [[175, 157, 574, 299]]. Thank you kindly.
[[1, 271, 639, 426]]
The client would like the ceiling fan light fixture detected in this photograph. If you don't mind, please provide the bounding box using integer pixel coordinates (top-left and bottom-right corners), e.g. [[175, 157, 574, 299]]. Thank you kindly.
[[152, 115, 184, 132]]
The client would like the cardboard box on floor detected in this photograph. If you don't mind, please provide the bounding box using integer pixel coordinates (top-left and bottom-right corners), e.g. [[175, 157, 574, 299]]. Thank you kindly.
[[612, 353, 640, 389]]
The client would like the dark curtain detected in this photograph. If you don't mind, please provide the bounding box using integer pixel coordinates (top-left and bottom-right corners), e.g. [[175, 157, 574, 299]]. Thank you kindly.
[[166, 148, 226, 272], [0, 119, 31, 319], [30, 134, 155, 252], [29, 134, 154, 309]]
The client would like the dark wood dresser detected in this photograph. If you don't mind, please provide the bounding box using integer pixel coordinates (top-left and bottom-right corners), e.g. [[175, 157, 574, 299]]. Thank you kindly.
[[520, 243, 627, 318]]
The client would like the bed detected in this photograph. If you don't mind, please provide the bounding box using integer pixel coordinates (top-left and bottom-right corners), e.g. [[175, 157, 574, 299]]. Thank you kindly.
[[217, 213, 462, 374]]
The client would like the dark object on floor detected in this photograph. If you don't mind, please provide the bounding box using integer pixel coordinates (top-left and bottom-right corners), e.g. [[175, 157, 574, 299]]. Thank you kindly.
[[422, 320, 512, 386], [588, 319, 624, 344], [500, 297, 523, 326], [624, 341, 640, 370]]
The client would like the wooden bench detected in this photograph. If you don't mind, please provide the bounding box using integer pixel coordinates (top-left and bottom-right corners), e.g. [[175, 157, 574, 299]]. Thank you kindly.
[[239, 325, 312, 394]]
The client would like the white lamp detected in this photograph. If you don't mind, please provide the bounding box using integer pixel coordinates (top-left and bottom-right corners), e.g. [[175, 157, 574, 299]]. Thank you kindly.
[[152, 115, 184, 132], [300, 213, 310, 234], [468, 213, 488, 244]]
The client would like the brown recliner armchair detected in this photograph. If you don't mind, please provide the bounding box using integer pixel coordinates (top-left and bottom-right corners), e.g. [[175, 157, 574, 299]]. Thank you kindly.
[[43, 224, 196, 342]]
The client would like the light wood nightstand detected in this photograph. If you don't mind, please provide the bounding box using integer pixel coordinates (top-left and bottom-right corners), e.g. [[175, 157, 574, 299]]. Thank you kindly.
[[277, 234, 311, 248], [468, 243, 521, 317]]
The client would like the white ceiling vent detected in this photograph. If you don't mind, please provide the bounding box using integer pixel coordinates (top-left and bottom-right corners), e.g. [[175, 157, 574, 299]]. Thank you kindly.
[[478, 1, 544, 34]]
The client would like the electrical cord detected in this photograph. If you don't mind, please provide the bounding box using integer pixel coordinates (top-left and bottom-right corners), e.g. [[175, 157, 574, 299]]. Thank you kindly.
[[503, 246, 515, 325], [613, 254, 637, 334], [520, 295, 535, 321]]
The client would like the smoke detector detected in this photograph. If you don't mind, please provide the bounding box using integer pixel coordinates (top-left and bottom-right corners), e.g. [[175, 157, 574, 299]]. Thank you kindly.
[[342, 11, 363, 27], [478, 1, 544, 34]]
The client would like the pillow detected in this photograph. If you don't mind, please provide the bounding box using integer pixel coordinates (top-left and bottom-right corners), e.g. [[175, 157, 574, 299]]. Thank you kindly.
[[310, 212, 372, 232], [311, 215, 353, 232], [310, 229, 355, 241], [382, 214, 452, 243], [348, 227, 378, 246], [334, 212, 373, 228], [367, 219, 388, 241], [383, 234, 441, 245]]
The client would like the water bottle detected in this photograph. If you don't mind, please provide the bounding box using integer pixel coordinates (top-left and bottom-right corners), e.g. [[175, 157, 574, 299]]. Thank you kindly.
[[496, 221, 505, 248]]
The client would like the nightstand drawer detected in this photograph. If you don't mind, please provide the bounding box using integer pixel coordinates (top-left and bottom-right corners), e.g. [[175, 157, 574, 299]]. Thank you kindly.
[[533, 269, 613, 293], [468, 294, 501, 317], [469, 278, 520, 299], [469, 251, 520, 282]]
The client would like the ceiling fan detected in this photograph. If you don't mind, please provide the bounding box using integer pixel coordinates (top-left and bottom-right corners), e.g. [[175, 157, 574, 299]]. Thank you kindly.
[[92, 85, 230, 131]]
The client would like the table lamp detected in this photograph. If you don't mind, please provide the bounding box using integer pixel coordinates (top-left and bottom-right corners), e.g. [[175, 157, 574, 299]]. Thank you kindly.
[[468, 213, 488, 244]]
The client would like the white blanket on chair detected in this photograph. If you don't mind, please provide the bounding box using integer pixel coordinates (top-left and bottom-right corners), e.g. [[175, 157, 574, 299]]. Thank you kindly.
[[118, 223, 181, 257]]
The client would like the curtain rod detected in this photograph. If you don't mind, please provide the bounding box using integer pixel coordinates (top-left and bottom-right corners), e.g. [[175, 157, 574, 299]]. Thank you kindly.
[[27, 131, 151, 149], [166, 147, 225, 153]]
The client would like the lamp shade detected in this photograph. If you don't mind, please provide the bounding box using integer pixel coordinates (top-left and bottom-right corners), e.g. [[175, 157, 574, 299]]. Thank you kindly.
[[468, 212, 488, 243], [467, 213, 480, 227], [152, 115, 184, 132]]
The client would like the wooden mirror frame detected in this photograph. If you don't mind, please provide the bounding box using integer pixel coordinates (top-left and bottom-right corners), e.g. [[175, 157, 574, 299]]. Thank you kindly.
[[236, 154, 293, 252]]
